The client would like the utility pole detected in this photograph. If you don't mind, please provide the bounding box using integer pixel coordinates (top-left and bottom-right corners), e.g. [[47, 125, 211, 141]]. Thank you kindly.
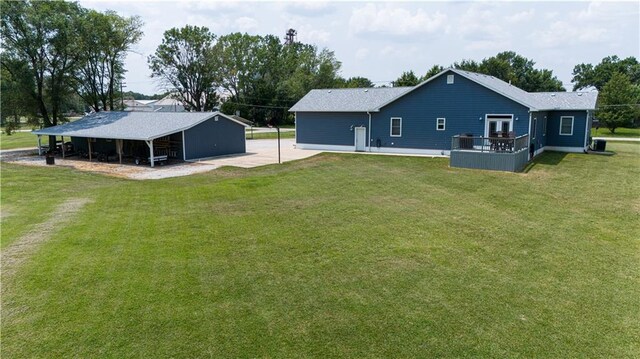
[[120, 81, 126, 110]]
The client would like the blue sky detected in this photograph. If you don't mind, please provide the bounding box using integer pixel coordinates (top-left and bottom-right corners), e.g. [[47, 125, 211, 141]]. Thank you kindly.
[[79, 0, 640, 94]]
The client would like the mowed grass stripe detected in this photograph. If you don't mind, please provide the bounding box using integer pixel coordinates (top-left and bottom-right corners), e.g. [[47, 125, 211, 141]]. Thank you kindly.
[[1, 143, 639, 357]]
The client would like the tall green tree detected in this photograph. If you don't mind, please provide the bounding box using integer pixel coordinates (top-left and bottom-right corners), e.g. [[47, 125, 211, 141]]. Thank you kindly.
[[1, 0, 84, 128], [393, 70, 420, 87], [453, 51, 564, 92], [596, 72, 640, 133], [421, 65, 444, 81], [336, 76, 374, 88], [148, 25, 219, 111], [216, 33, 261, 104], [572, 56, 640, 91], [1, 62, 38, 133], [76, 10, 143, 111]]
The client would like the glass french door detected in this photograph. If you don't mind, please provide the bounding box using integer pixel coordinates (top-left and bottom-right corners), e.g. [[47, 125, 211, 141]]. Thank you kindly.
[[486, 115, 513, 137]]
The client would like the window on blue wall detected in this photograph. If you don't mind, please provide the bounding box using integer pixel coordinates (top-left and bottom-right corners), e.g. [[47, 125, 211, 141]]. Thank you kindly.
[[543, 117, 547, 136], [390, 117, 402, 137], [447, 75, 454, 84], [560, 116, 574, 135], [437, 118, 446, 131]]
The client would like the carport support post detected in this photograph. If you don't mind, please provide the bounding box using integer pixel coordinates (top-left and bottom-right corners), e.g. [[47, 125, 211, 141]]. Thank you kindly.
[[37, 135, 42, 155], [116, 139, 122, 164], [61, 136, 65, 158], [88, 138, 92, 162], [145, 139, 154, 168]]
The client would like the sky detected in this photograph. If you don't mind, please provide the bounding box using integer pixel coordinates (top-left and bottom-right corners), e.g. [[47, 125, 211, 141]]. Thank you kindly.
[[78, 0, 640, 95]]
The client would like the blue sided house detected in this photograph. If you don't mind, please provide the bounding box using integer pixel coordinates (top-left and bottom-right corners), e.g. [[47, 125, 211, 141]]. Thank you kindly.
[[290, 69, 598, 172]]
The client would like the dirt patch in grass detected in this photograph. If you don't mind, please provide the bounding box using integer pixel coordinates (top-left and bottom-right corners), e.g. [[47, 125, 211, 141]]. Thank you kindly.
[[1, 197, 92, 283], [1, 149, 219, 180]]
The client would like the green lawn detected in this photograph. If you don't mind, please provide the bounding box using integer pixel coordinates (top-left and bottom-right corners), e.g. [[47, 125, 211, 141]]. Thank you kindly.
[[246, 130, 295, 140], [2, 143, 639, 357], [1, 131, 45, 150], [591, 127, 640, 138]]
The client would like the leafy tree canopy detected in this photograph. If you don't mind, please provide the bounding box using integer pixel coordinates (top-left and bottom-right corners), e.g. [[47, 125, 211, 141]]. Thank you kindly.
[[572, 55, 640, 91], [335, 76, 375, 88], [452, 51, 565, 92], [393, 70, 420, 87], [422, 65, 444, 81], [595, 72, 640, 133], [148, 25, 220, 111]]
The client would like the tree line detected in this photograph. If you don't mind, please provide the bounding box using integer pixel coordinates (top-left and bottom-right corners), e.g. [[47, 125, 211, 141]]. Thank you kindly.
[[148, 27, 342, 125], [2, 1, 638, 132], [1, 0, 142, 133]]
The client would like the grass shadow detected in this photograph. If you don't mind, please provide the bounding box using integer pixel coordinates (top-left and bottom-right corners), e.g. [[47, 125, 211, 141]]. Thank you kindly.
[[522, 151, 568, 173]]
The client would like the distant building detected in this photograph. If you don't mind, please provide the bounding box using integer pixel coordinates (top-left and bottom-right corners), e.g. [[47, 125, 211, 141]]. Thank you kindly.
[[124, 95, 185, 112]]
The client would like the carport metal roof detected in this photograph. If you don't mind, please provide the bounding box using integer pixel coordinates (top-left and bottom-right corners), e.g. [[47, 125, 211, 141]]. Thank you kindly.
[[32, 111, 247, 141]]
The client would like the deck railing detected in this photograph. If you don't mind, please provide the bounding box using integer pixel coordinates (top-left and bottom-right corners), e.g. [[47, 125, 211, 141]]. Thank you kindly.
[[451, 134, 529, 153], [450, 134, 530, 172]]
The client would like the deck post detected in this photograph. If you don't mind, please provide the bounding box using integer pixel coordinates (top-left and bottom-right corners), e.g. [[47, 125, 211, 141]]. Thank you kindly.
[[88, 138, 92, 162], [61, 136, 65, 158], [37, 135, 42, 155]]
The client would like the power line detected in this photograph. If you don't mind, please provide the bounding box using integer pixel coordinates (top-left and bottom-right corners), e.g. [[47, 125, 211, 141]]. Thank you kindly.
[[223, 101, 290, 110]]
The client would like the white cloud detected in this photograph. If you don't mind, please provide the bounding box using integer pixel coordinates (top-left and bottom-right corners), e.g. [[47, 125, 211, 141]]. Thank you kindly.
[[178, 1, 250, 14], [285, 1, 336, 17], [531, 20, 607, 49], [298, 28, 331, 44], [457, 3, 510, 50], [355, 48, 369, 60], [235, 17, 258, 32], [349, 3, 446, 36], [545, 12, 559, 20], [506, 9, 535, 23]]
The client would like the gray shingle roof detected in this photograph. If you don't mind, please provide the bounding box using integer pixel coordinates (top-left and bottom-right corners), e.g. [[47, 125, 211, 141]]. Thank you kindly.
[[32, 111, 246, 141], [529, 91, 598, 110], [290, 69, 598, 113], [449, 69, 539, 109], [289, 87, 413, 112]]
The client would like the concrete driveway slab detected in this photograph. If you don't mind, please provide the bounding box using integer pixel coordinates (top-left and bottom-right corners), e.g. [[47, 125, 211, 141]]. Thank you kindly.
[[193, 139, 320, 168]]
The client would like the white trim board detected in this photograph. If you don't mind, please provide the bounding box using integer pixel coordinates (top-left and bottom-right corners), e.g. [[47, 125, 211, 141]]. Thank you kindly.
[[544, 146, 586, 153], [370, 147, 450, 156], [296, 143, 449, 156], [296, 143, 354, 151]]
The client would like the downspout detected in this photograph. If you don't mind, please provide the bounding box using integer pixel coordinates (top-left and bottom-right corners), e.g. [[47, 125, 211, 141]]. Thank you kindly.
[[367, 111, 372, 152], [528, 111, 533, 160], [584, 109, 590, 151]]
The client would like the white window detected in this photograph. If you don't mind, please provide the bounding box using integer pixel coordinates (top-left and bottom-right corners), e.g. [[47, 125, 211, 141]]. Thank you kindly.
[[390, 117, 402, 137], [532, 118, 537, 139], [436, 118, 446, 131], [447, 75, 454, 84], [560, 116, 574, 136]]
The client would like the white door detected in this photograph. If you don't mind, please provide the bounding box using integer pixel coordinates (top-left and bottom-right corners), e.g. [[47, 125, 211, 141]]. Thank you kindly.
[[354, 127, 366, 152]]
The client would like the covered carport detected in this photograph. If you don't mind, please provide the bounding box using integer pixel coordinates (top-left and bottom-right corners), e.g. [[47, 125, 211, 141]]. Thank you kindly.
[[32, 111, 248, 167]]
